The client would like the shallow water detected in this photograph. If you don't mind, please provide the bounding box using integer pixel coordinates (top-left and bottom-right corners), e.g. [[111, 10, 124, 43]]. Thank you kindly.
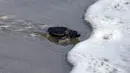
[[0, 0, 95, 73]]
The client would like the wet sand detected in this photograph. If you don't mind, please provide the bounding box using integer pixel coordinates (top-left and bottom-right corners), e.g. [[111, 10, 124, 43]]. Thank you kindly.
[[0, 0, 95, 73]]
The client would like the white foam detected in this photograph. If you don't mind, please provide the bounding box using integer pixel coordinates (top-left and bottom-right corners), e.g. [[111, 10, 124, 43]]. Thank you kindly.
[[68, 0, 130, 73]]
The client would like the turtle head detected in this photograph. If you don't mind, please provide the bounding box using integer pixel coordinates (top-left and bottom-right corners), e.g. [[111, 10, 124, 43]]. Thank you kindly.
[[66, 30, 80, 38]]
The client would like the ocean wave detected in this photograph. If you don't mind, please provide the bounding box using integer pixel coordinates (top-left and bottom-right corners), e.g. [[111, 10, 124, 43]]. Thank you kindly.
[[68, 0, 130, 73]]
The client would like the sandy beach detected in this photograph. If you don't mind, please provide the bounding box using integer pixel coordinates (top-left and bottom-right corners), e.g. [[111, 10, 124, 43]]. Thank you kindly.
[[0, 0, 95, 73]]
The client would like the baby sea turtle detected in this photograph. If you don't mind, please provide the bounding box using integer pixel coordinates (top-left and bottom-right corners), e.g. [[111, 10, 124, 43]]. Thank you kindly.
[[47, 26, 80, 45], [47, 27, 80, 38], [34, 26, 81, 45]]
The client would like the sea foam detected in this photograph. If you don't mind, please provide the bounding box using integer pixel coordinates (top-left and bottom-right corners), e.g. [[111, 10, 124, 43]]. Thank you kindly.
[[67, 0, 130, 73]]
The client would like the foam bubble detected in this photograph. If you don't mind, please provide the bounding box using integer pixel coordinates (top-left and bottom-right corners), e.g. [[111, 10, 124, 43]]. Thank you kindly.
[[68, 0, 130, 73]]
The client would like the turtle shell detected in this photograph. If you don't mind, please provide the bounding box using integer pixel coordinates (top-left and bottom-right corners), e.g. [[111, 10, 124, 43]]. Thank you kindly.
[[47, 27, 68, 37]]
